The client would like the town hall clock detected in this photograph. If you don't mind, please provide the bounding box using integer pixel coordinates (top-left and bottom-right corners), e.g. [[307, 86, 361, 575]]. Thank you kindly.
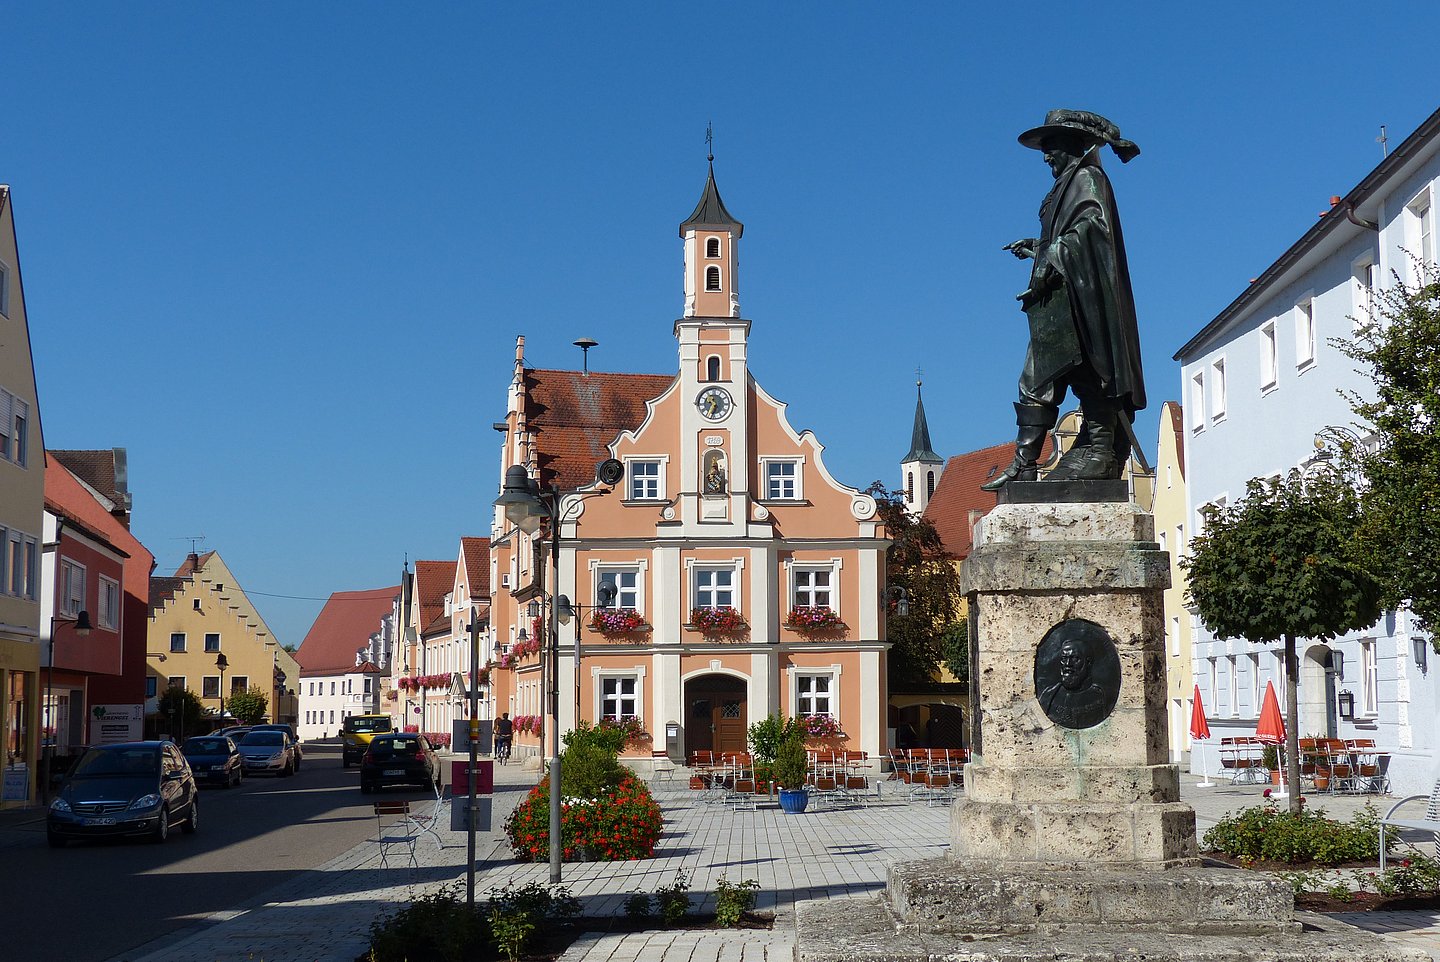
[[695, 386, 733, 421]]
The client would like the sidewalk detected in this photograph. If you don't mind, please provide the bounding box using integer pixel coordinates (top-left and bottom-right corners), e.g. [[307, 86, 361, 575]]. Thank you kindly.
[[110, 765, 1440, 962]]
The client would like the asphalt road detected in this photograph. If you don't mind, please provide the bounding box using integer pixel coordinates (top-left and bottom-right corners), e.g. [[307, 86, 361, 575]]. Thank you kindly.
[[0, 739, 447, 962]]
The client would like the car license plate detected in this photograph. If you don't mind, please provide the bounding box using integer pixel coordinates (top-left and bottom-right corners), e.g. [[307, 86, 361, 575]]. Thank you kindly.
[[82, 817, 116, 826], [383, 769, 404, 776]]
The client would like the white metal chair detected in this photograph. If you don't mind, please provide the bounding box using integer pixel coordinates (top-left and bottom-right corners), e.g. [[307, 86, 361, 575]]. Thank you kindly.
[[408, 784, 448, 850]]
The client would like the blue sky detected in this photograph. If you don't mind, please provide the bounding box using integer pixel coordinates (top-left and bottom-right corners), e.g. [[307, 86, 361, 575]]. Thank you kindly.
[[7, 6, 1437, 648]]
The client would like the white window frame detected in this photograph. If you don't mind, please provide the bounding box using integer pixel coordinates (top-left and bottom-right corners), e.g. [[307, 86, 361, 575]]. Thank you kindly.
[[761, 456, 804, 501], [590, 560, 646, 612], [1210, 357, 1227, 421], [1189, 370, 1206, 431], [787, 559, 840, 612], [202, 676, 220, 699], [687, 558, 744, 613], [1360, 639, 1379, 716], [204, 632, 221, 653], [1352, 255, 1377, 332], [1227, 654, 1239, 717], [1408, 188, 1434, 276], [1274, 650, 1288, 713], [1259, 320, 1278, 392], [593, 666, 646, 722], [789, 665, 841, 719], [170, 675, 186, 691], [1295, 296, 1316, 370], [97, 575, 120, 630], [624, 457, 667, 502], [1175, 523, 1185, 560], [705, 265, 721, 292], [231, 675, 247, 694], [59, 559, 85, 618], [1157, 530, 1168, 556], [170, 632, 186, 653], [1169, 615, 1180, 659], [1248, 653, 1261, 712], [705, 236, 721, 259], [1207, 657, 1218, 708]]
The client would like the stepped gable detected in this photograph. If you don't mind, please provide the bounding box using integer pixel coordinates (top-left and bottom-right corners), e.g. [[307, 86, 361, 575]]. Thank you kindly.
[[523, 368, 672, 490], [295, 586, 400, 676], [149, 576, 188, 614]]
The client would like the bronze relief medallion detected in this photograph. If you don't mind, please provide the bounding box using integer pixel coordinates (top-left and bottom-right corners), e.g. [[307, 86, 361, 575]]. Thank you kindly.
[[1033, 618, 1121, 730]]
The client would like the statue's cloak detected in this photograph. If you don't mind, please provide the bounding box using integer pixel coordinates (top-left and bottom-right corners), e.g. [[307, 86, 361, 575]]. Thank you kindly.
[[1026, 151, 1146, 414]]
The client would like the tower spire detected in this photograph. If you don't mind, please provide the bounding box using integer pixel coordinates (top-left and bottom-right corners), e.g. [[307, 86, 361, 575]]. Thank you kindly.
[[901, 376, 944, 516]]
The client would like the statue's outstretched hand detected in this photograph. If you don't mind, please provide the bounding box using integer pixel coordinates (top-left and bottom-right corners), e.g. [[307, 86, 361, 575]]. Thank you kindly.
[[1003, 238, 1038, 259]]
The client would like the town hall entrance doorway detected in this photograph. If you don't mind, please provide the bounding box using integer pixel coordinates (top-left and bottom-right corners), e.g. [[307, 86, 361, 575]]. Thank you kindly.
[[684, 674, 747, 755]]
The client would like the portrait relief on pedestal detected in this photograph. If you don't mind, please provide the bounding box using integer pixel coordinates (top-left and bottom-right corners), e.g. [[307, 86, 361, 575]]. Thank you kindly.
[[1033, 618, 1121, 729]]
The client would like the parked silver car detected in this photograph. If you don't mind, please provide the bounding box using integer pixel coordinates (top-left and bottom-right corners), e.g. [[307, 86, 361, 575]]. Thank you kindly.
[[237, 730, 296, 776]]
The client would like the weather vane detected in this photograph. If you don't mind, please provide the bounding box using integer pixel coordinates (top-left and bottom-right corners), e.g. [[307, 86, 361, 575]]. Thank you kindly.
[[706, 122, 714, 163]]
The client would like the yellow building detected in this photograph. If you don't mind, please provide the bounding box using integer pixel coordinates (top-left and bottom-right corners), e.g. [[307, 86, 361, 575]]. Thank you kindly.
[[0, 186, 46, 809], [147, 551, 299, 729], [1151, 401, 1194, 762]]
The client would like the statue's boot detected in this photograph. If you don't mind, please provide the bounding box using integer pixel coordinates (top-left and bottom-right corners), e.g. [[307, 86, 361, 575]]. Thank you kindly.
[[1049, 402, 1121, 481], [980, 402, 1058, 491]]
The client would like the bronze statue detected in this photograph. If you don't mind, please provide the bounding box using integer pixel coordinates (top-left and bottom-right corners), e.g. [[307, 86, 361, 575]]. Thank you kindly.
[[982, 110, 1146, 491]]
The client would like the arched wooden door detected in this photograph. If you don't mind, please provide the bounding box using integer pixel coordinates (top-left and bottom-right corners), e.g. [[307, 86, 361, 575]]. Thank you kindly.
[[684, 674, 748, 755]]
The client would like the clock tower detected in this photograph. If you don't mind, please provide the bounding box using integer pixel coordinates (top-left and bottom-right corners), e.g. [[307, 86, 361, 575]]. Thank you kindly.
[[674, 159, 750, 530]]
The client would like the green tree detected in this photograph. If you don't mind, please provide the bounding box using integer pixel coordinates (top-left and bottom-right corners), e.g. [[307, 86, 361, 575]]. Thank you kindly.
[[156, 686, 206, 740], [868, 482, 967, 687], [1336, 269, 1440, 641], [1182, 469, 1382, 813], [225, 686, 269, 725]]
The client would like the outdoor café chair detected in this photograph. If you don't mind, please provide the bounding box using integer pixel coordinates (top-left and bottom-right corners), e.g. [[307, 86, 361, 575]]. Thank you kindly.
[[372, 800, 421, 872]]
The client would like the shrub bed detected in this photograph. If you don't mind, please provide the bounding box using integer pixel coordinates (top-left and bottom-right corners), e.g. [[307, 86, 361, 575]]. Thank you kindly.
[[505, 769, 663, 862], [1201, 801, 1385, 866]]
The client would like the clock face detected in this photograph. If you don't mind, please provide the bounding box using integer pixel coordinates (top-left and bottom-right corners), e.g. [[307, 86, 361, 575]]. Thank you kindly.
[[696, 387, 733, 421]]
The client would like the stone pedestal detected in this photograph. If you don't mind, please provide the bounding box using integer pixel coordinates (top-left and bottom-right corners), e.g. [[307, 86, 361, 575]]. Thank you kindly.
[[793, 495, 1426, 962]]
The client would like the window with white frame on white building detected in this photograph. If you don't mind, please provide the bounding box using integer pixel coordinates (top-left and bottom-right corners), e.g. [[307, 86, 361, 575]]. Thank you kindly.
[[796, 672, 834, 716], [1210, 357, 1227, 420], [600, 675, 637, 719], [1248, 653, 1260, 711], [1227, 655, 1239, 716], [1259, 321, 1278, 390], [791, 565, 834, 610], [597, 567, 640, 609], [1170, 616, 1180, 659], [59, 559, 85, 617], [1295, 298, 1316, 369], [1189, 371, 1206, 430], [1352, 257, 1377, 330], [693, 567, 734, 609], [1409, 189, 1434, 275], [1273, 650, 1287, 711], [763, 459, 802, 500], [97, 576, 119, 630], [1361, 639, 1378, 715], [1207, 657, 1218, 708], [627, 459, 663, 501]]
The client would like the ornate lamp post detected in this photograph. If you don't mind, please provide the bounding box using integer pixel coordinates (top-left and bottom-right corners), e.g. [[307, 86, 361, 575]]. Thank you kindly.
[[216, 652, 229, 721], [493, 459, 623, 883]]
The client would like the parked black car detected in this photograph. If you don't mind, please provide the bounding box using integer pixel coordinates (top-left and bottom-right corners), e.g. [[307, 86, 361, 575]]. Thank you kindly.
[[360, 733, 440, 794], [47, 741, 199, 847], [248, 724, 302, 771], [180, 735, 243, 788]]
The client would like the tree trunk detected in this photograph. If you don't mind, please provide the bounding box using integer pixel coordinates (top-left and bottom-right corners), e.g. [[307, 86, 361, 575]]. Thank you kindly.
[[1284, 633, 1301, 814]]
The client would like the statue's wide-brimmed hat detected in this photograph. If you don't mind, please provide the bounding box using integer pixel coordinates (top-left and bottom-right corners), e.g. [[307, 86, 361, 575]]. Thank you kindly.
[[1019, 109, 1140, 163]]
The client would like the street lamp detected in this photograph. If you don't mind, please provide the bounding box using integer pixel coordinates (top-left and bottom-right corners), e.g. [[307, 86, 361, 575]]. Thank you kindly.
[[216, 652, 229, 721], [493, 459, 623, 883], [557, 582, 617, 726], [886, 585, 911, 618], [45, 609, 92, 803]]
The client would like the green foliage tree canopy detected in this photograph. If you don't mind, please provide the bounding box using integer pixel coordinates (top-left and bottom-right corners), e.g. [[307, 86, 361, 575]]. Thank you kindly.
[[225, 685, 269, 725]]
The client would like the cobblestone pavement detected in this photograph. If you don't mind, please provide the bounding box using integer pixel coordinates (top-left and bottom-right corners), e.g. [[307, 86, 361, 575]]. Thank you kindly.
[[93, 763, 1440, 962]]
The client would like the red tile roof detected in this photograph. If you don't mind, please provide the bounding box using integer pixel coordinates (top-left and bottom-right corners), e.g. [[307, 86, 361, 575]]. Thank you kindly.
[[48, 450, 120, 507], [175, 551, 217, 577], [295, 586, 401, 675], [44, 457, 153, 585], [923, 437, 1055, 560], [524, 368, 673, 490], [460, 537, 489, 598], [149, 577, 188, 614], [414, 560, 458, 639]]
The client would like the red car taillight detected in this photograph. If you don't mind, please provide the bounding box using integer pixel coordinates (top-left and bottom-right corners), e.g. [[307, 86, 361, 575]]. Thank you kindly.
[[414, 750, 426, 762], [362, 751, 375, 765]]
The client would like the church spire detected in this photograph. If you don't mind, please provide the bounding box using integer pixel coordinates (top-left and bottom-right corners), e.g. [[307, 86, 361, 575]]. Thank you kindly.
[[901, 378, 943, 515], [680, 136, 743, 319]]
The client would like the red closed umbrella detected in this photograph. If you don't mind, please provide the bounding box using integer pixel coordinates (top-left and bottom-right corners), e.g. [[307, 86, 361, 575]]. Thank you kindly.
[[1190, 685, 1214, 787], [1255, 681, 1286, 745], [1189, 685, 1211, 741]]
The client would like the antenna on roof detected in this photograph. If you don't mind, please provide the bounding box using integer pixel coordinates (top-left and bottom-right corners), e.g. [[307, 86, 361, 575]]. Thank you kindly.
[[706, 122, 714, 164], [174, 535, 207, 555], [1377, 124, 1388, 157], [573, 337, 598, 375]]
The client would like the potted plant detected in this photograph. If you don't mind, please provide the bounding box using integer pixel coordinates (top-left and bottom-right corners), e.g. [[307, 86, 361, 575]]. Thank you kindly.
[[774, 734, 810, 813], [1262, 745, 1280, 784]]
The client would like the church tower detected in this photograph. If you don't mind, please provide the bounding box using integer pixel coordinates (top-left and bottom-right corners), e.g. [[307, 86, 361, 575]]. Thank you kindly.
[[674, 156, 749, 529], [901, 380, 943, 516]]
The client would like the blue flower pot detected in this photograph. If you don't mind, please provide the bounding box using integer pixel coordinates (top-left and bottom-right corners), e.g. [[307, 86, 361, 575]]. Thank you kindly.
[[778, 788, 809, 814]]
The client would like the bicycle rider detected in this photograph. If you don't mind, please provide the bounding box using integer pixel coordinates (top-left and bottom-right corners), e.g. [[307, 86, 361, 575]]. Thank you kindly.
[[493, 712, 514, 763]]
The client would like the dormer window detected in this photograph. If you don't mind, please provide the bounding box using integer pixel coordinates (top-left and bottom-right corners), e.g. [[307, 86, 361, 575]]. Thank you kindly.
[[706, 356, 721, 382], [705, 237, 720, 258], [705, 266, 721, 292]]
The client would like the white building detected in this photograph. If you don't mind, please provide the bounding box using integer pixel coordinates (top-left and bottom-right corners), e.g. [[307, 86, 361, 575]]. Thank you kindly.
[[295, 585, 399, 740], [1174, 106, 1439, 795]]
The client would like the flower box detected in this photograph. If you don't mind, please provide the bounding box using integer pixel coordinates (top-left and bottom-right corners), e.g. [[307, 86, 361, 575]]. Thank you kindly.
[[785, 605, 846, 633], [589, 608, 648, 635], [687, 606, 747, 634], [800, 713, 843, 739]]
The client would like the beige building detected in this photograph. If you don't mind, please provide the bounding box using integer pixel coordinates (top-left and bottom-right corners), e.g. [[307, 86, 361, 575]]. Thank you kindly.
[[1151, 401, 1194, 762], [148, 551, 299, 730], [0, 186, 46, 808]]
